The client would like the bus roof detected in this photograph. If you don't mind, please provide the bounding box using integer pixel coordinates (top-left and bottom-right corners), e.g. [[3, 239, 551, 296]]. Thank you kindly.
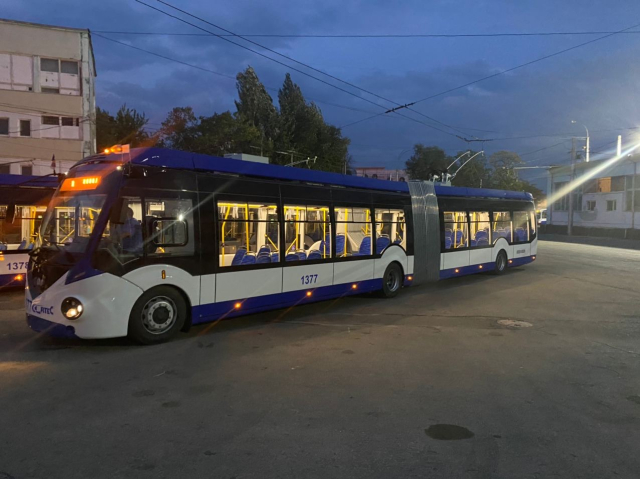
[[0, 174, 59, 188], [81, 147, 533, 200]]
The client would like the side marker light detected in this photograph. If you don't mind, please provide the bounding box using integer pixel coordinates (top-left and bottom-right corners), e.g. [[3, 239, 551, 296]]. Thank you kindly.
[[351, 284, 357, 289], [306, 291, 312, 297], [234, 302, 241, 309]]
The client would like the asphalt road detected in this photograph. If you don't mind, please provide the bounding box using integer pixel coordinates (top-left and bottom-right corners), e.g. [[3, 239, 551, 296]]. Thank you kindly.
[[1, 241, 640, 479]]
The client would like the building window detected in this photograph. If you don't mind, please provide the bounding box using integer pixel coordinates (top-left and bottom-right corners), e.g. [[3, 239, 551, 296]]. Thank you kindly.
[[597, 177, 612, 193], [335, 206, 372, 257], [469, 211, 491, 247], [607, 200, 617, 212], [586, 200, 596, 211], [283, 204, 331, 261], [41, 87, 60, 94], [0, 164, 10, 174], [492, 211, 512, 243], [40, 58, 59, 73], [19, 120, 31, 137], [611, 176, 625, 192], [553, 182, 569, 211], [0, 118, 8, 135], [42, 116, 59, 126], [21, 165, 33, 176], [60, 61, 79, 75], [624, 175, 640, 211], [443, 211, 468, 250], [219, 200, 280, 266], [61, 117, 79, 126]]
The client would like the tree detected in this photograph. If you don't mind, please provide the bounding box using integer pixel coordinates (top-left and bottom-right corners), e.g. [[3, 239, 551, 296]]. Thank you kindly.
[[450, 150, 491, 188], [96, 105, 149, 151], [235, 67, 278, 146], [487, 150, 544, 201], [405, 145, 449, 180], [195, 112, 261, 156], [158, 106, 199, 151]]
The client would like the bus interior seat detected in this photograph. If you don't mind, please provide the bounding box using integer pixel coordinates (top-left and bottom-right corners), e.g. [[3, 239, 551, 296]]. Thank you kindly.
[[231, 248, 247, 265], [18, 240, 27, 250], [271, 252, 279, 262], [356, 236, 371, 255], [308, 249, 322, 260], [258, 245, 271, 256], [240, 253, 257, 265], [336, 234, 346, 256], [445, 237, 453, 250], [285, 253, 299, 262], [256, 255, 271, 264], [476, 238, 489, 246], [376, 235, 390, 254], [296, 251, 307, 261]]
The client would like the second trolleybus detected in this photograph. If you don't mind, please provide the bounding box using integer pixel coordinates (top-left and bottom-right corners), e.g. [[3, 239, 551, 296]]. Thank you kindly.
[[25, 147, 537, 343]]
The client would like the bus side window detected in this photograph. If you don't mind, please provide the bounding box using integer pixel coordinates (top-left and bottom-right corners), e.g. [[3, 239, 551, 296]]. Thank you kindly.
[[218, 200, 280, 266], [283, 204, 331, 261], [492, 211, 512, 244], [374, 208, 405, 254], [469, 211, 490, 247], [442, 211, 468, 250], [513, 211, 529, 243], [335, 206, 372, 257], [145, 198, 195, 256]]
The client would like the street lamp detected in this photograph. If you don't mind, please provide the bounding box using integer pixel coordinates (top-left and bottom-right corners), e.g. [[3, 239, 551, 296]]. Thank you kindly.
[[571, 120, 590, 162]]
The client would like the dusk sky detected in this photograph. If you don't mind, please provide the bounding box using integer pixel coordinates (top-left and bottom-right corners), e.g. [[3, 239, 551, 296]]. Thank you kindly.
[[4, 0, 640, 189]]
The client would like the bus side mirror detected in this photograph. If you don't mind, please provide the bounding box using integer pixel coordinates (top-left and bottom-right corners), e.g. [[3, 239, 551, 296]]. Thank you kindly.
[[109, 198, 126, 224]]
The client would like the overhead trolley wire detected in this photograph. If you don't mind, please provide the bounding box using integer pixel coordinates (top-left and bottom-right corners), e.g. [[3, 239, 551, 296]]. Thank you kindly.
[[134, 0, 480, 140]]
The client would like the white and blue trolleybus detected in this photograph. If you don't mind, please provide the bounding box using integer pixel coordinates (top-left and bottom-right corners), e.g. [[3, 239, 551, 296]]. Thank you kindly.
[[26, 148, 537, 343], [0, 174, 57, 289]]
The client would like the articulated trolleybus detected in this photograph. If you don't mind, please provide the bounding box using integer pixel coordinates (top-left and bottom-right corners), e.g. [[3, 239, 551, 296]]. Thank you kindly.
[[26, 148, 537, 343], [0, 174, 58, 289]]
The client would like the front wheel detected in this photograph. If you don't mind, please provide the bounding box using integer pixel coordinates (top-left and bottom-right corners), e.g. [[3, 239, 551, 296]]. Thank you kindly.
[[380, 263, 403, 298], [493, 250, 508, 275], [128, 286, 187, 344]]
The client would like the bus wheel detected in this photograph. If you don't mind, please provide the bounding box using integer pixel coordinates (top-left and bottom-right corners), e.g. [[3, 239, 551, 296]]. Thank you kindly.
[[129, 286, 187, 344], [380, 263, 403, 298], [493, 250, 508, 275]]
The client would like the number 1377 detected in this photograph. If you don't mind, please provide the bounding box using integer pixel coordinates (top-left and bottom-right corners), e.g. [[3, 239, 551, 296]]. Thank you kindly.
[[301, 274, 318, 285]]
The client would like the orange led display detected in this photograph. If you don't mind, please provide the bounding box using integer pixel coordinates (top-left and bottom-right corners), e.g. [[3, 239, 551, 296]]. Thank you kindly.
[[60, 176, 101, 191]]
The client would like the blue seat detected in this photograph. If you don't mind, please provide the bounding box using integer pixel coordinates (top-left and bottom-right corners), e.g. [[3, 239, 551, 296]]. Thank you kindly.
[[357, 236, 371, 255], [231, 248, 247, 265], [18, 240, 27, 250], [27, 243, 34, 250], [285, 253, 299, 262], [475, 230, 488, 241], [296, 251, 307, 261], [477, 238, 489, 246], [256, 255, 271, 264], [308, 249, 322, 260], [320, 240, 330, 256], [271, 253, 279, 262], [336, 234, 346, 256], [258, 245, 271, 256], [455, 230, 464, 245], [0, 244, 6, 251], [470, 239, 477, 247], [240, 253, 256, 265], [445, 237, 453, 250], [376, 235, 390, 254]]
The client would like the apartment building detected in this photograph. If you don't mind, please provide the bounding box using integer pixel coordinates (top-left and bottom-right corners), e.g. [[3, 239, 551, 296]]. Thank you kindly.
[[0, 18, 96, 175]]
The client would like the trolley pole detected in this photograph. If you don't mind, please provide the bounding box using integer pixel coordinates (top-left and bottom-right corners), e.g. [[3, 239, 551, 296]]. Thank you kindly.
[[567, 137, 576, 236]]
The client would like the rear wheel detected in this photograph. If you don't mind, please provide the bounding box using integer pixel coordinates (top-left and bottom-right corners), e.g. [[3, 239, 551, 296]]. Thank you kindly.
[[494, 250, 508, 275], [380, 263, 403, 298], [128, 286, 187, 344]]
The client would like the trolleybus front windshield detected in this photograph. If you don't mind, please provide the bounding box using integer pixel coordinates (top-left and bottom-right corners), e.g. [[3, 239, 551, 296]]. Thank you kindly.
[[39, 193, 107, 254]]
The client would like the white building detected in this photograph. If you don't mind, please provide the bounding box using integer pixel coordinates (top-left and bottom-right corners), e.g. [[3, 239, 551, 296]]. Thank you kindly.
[[0, 18, 96, 176], [546, 154, 640, 237]]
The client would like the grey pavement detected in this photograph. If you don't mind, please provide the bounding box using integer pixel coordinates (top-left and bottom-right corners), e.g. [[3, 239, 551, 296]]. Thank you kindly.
[[1, 241, 640, 478]]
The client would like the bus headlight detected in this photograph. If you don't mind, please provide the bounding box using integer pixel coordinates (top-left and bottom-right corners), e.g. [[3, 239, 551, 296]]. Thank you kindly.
[[61, 297, 84, 320]]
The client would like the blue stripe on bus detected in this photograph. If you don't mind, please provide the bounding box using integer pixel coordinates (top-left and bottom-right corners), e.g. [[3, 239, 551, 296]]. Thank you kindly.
[[26, 315, 77, 338], [192, 278, 384, 324], [439, 255, 535, 279]]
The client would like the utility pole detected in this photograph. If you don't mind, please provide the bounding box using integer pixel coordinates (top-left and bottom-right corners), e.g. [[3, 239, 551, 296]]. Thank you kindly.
[[567, 137, 576, 236]]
